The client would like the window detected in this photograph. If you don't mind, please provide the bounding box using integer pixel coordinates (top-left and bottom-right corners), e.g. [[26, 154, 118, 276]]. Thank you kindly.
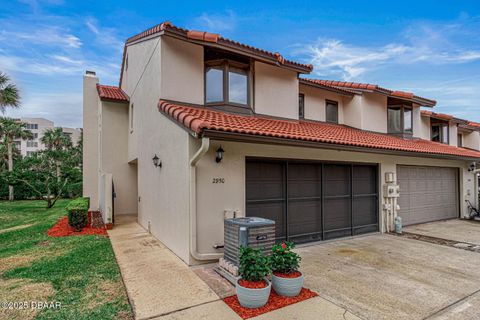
[[27, 141, 38, 148], [431, 124, 449, 144], [26, 123, 38, 130], [130, 103, 134, 131], [387, 105, 412, 135], [32, 133, 38, 139], [299, 94, 305, 119], [27, 151, 36, 156], [205, 59, 250, 108], [458, 133, 463, 147], [326, 100, 338, 123]]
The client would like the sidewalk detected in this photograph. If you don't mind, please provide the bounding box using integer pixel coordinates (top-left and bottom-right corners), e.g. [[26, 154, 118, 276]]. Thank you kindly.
[[109, 215, 361, 320]]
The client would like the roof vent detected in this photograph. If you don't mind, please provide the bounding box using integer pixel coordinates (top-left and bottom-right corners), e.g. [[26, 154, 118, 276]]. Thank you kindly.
[[85, 70, 96, 76]]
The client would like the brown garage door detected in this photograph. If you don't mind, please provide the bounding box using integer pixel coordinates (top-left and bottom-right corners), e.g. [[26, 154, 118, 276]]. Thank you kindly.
[[246, 159, 378, 244], [397, 165, 458, 226]]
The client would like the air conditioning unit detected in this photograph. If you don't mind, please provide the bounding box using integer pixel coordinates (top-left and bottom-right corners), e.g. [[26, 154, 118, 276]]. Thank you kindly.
[[223, 217, 275, 266]]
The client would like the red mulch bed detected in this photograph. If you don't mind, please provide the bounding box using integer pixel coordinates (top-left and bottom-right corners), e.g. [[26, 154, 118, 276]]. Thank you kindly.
[[273, 271, 302, 278], [223, 287, 318, 319], [47, 212, 108, 237]]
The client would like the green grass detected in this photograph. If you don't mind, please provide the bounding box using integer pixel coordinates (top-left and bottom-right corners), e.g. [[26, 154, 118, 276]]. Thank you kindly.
[[0, 200, 133, 320]]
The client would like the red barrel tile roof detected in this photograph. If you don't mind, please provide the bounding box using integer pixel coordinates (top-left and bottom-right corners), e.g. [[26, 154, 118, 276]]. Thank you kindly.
[[158, 100, 480, 160], [306, 79, 436, 106], [96, 84, 129, 102]]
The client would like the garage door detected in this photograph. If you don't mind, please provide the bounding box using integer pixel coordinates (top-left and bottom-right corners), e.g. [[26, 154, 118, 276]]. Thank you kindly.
[[246, 159, 378, 244], [397, 165, 458, 226]]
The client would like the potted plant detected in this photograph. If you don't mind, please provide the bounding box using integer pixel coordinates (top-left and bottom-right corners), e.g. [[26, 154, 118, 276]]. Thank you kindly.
[[105, 216, 113, 230], [270, 242, 303, 297], [236, 246, 271, 309]]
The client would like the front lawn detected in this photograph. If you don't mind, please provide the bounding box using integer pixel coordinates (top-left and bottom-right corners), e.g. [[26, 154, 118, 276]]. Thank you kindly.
[[0, 200, 133, 320]]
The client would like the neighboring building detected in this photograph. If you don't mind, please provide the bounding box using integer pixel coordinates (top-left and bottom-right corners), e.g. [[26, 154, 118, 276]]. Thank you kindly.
[[83, 21, 480, 265], [14, 118, 82, 156]]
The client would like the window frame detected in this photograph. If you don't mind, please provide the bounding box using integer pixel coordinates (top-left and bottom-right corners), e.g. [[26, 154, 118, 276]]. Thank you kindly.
[[130, 103, 134, 133], [431, 123, 449, 144], [204, 59, 251, 109], [387, 104, 413, 135], [299, 93, 305, 119], [458, 133, 463, 147], [325, 100, 339, 124]]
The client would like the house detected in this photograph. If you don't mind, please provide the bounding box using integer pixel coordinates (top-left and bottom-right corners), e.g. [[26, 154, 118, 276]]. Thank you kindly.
[[83, 21, 480, 265], [13, 117, 82, 156]]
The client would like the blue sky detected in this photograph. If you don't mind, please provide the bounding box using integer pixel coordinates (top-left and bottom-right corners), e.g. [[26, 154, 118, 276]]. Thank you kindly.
[[1, 0, 480, 127]]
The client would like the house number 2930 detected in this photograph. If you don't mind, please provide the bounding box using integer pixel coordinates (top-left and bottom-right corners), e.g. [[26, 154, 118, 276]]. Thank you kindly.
[[212, 178, 225, 184]]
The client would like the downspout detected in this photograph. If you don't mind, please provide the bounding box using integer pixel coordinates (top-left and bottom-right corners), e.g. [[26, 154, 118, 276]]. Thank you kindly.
[[189, 137, 224, 261]]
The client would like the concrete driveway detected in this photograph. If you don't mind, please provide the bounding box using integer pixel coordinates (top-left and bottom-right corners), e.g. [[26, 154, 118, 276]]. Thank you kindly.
[[297, 234, 480, 320], [404, 219, 480, 245]]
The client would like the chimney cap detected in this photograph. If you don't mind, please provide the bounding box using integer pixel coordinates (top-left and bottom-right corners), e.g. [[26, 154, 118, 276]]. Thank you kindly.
[[85, 70, 96, 76]]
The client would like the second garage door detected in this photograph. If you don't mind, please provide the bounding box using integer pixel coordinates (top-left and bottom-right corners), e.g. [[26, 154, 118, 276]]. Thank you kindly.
[[397, 165, 458, 226], [246, 159, 379, 244]]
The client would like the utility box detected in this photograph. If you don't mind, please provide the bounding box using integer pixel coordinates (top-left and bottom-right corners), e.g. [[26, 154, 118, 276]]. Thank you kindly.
[[223, 217, 275, 266]]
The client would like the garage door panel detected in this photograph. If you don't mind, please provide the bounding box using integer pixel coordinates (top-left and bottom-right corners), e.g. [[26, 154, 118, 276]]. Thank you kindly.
[[247, 160, 378, 244], [398, 165, 458, 226]]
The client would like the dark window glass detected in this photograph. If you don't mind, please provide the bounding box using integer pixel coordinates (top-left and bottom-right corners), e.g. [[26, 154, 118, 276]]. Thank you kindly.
[[458, 134, 463, 147], [326, 101, 338, 123], [387, 107, 402, 133], [403, 107, 412, 132], [432, 125, 441, 142], [432, 124, 448, 144], [228, 68, 247, 105], [299, 94, 305, 119], [206, 66, 224, 103]]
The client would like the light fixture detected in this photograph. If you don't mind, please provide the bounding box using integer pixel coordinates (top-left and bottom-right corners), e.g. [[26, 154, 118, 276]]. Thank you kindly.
[[215, 146, 225, 163], [152, 154, 162, 168]]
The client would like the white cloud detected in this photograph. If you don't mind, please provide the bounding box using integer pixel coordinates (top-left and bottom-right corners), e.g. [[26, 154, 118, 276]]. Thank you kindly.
[[0, 27, 81, 49], [295, 18, 480, 80], [193, 11, 237, 32]]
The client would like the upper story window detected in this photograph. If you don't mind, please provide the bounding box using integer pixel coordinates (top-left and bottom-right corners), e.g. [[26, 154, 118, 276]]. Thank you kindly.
[[387, 105, 412, 136], [299, 94, 305, 119], [431, 123, 449, 144], [26, 123, 38, 130], [205, 48, 250, 112], [326, 100, 338, 124], [458, 133, 463, 147], [130, 103, 134, 132]]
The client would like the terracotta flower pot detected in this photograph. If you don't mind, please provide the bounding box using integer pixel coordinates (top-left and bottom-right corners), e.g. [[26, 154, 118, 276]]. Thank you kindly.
[[236, 279, 271, 309], [105, 223, 113, 230], [272, 272, 304, 297]]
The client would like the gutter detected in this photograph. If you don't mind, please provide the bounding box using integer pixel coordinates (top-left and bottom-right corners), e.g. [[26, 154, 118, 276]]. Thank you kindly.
[[189, 137, 223, 261]]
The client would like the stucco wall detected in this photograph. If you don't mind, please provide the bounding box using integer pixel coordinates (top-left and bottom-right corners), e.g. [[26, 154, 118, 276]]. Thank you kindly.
[[193, 140, 473, 261], [100, 101, 137, 214], [300, 84, 345, 124], [343, 95, 363, 129], [254, 62, 299, 119], [464, 130, 480, 150], [361, 93, 388, 133], [161, 36, 204, 104], [449, 123, 458, 147], [82, 73, 100, 210], [124, 36, 191, 264], [420, 116, 431, 140], [412, 106, 422, 138]]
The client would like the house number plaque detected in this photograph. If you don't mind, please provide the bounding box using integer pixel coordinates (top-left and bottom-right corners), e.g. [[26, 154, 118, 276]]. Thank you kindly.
[[212, 178, 225, 184]]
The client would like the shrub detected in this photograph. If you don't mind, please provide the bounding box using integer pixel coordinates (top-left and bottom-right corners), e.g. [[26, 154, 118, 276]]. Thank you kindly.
[[238, 246, 271, 282], [270, 242, 301, 275], [66, 197, 90, 231]]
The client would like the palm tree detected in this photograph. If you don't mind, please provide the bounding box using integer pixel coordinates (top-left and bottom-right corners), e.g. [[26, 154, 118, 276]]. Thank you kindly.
[[0, 117, 32, 200], [0, 72, 20, 114], [40, 127, 72, 181]]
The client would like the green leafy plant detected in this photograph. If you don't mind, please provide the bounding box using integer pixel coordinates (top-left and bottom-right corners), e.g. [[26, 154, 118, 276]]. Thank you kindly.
[[66, 197, 89, 231], [238, 246, 271, 282], [270, 242, 301, 275]]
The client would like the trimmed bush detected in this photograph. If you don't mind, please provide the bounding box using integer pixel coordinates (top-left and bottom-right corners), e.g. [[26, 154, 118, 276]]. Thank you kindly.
[[238, 246, 271, 282], [66, 197, 90, 231]]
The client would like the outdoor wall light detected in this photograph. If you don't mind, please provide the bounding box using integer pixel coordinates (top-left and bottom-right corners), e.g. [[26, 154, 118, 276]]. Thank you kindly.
[[152, 154, 162, 168], [215, 146, 225, 163]]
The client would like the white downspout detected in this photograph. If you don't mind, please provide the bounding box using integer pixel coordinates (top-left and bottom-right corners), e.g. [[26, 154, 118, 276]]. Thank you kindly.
[[189, 137, 223, 261]]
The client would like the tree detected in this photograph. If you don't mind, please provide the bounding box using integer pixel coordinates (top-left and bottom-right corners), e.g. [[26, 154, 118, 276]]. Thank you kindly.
[[0, 72, 20, 114], [0, 117, 32, 200], [40, 127, 72, 181]]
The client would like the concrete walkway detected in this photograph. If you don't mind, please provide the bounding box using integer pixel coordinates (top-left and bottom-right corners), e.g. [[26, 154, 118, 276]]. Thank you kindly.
[[109, 215, 359, 320], [404, 219, 480, 245]]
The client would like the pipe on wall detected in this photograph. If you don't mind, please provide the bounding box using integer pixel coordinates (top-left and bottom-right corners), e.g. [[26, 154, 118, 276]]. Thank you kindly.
[[189, 137, 224, 261]]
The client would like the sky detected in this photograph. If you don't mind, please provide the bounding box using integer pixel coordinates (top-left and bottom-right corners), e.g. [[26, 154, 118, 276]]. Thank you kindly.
[[1, 0, 480, 127]]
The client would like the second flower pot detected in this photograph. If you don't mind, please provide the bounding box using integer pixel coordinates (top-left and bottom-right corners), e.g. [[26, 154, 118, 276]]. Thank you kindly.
[[272, 272, 304, 297]]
